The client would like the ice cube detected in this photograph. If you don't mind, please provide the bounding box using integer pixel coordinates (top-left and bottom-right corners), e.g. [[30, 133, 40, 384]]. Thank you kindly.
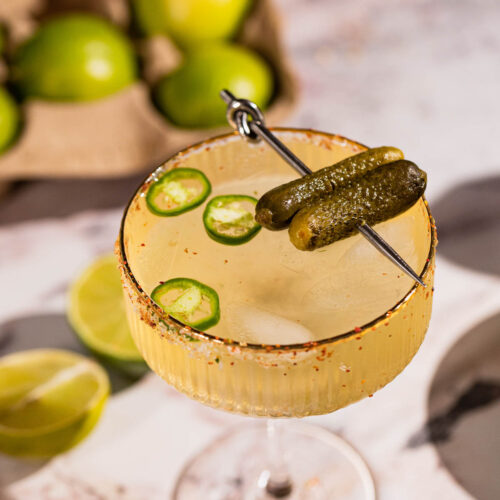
[[228, 303, 315, 345]]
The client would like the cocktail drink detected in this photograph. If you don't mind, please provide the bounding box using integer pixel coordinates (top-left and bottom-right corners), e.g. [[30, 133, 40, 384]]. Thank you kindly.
[[117, 129, 436, 499]]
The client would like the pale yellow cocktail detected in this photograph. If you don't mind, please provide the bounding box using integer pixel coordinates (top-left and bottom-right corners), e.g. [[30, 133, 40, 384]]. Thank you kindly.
[[117, 129, 436, 418]]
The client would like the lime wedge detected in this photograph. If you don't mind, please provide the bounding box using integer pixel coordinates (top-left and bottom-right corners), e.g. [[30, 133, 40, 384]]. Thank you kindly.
[[0, 349, 109, 457], [67, 255, 147, 378]]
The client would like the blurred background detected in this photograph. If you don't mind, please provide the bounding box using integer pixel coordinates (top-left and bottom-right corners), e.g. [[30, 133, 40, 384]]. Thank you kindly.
[[0, 0, 499, 499]]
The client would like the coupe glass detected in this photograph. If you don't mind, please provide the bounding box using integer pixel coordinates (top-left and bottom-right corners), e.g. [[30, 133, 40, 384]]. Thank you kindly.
[[116, 129, 436, 499]]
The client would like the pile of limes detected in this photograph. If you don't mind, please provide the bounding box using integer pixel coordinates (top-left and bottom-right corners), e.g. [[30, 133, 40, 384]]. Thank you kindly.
[[0, 0, 274, 156]]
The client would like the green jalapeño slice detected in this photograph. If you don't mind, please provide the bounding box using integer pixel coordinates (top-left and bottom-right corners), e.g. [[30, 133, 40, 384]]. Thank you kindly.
[[151, 278, 220, 330], [203, 195, 261, 245], [146, 168, 211, 216]]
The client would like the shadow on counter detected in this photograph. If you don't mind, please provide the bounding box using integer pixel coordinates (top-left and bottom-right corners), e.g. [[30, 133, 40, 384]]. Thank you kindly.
[[408, 311, 500, 499], [0, 313, 145, 394], [0, 174, 145, 226], [431, 174, 500, 276]]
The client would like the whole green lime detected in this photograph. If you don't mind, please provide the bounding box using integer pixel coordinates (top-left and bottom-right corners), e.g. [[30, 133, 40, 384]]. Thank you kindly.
[[12, 14, 137, 101], [154, 43, 273, 128], [132, 0, 252, 48], [0, 87, 20, 154]]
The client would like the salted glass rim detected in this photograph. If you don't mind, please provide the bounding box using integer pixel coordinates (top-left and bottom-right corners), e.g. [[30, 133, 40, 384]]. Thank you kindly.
[[118, 127, 437, 352]]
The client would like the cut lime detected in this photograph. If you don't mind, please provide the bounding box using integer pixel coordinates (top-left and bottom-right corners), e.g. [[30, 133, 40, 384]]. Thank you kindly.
[[0, 349, 109, 458], [67, 255, 147, 378]]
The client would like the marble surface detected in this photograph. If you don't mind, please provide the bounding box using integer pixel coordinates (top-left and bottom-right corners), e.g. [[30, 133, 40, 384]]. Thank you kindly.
[[1, 0, 500, 498]]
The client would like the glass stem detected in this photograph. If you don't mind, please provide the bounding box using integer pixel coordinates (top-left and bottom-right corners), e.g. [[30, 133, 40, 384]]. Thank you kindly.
[[262, 419, 293, 498]]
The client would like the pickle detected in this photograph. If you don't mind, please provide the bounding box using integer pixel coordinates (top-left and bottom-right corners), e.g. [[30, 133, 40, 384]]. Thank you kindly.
[[288, 160, 427, 251], [255, 146, 404, 230]]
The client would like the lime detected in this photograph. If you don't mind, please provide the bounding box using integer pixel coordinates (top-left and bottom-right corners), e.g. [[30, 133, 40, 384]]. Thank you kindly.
[[0, 349, 109, 458], [132, 0, 252, 48], [67, 255, 147, 378], [154, 43, 273, 128], [12, 14, 137, 101], [0, 87, 20, 154]]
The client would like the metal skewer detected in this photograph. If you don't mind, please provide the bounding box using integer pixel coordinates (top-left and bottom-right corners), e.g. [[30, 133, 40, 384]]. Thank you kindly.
[[220, 89, 425, 287]]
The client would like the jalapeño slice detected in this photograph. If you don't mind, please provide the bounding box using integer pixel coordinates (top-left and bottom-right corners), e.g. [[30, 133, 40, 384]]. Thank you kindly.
[[151, 278, 220, 330], [146, 168, 211, 216], [203, 195, 261, 245]]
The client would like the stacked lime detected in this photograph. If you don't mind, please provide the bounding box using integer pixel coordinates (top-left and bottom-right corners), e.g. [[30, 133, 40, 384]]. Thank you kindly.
[[0, 349, 109, 458], [134, 0, 274, 128], [67, 255, 147, 378], [132, 0, 252, 48], [155, 43, 273, 128], [0, 1, 277, 152]]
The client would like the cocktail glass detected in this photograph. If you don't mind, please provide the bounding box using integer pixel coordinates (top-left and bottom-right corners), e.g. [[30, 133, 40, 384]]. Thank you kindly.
[[116, 129, 436, 499]]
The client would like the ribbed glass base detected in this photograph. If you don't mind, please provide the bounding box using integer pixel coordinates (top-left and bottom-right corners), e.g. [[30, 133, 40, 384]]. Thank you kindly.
[[172, 422, 376, 500]]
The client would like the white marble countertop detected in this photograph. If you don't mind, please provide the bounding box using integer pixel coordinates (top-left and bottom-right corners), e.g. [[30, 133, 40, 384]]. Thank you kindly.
[[1, 0, 500, 498]]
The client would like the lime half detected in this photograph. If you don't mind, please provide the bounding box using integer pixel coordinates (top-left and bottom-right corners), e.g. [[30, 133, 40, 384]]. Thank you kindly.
[[0, 349, 109, 457], [68, 255, 147, 377]]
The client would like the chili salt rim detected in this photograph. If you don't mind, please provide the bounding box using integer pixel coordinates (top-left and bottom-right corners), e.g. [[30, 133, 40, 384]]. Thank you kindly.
[[118, 128, 437, 352]]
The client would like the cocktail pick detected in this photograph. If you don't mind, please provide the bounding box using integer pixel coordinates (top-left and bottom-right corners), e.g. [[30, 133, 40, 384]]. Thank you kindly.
[[220, 89, 426, 287]]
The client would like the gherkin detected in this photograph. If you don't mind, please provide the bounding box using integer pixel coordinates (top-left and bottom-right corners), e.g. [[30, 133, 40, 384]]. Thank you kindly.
[[288, 160, 427, 251], [255, 146, 404, 230]]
